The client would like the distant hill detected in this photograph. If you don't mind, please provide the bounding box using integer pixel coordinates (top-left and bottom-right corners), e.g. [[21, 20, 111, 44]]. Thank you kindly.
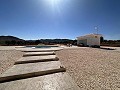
[[0, 36, 76, 46], [0, 36, 24, 41]]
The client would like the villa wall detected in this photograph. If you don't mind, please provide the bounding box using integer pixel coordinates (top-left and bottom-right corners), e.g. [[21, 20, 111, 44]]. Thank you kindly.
[[77, 34, 102, 46]]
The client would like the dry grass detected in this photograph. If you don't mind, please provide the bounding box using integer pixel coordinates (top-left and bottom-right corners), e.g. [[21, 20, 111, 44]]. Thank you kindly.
[[56, 47, 120, 90]]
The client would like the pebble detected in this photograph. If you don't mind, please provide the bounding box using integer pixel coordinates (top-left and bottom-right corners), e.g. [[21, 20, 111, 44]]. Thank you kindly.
[[56, 48, 120, 90]]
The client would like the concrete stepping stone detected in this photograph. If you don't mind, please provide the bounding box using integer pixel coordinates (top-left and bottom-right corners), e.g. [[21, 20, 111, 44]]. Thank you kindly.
[[0, 72, 80, 90], [15, 55, 59, 64], [16, 48, 63, 52], [23, 52, 55, 57], [0, 61, 65, 83]]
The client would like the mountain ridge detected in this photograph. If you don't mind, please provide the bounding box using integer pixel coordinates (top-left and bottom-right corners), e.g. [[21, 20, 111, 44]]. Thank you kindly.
[[0, 36, 24, 41]]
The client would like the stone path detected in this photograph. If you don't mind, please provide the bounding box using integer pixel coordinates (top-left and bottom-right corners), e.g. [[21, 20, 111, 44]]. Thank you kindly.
[[23, 52, 55, 57], [15, 55, 59, 64], [0, 73, 79, 90], [0, 48, 80, 90], [16, 47, 63, 52]]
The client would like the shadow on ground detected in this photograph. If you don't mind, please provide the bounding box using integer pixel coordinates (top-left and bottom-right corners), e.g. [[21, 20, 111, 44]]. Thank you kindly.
[[99, 47, 116, 50]]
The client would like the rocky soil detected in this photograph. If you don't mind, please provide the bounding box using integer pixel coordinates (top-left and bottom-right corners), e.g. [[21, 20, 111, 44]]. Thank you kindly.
[[56, 47, 120, 90], [0, 50, 24, 74]]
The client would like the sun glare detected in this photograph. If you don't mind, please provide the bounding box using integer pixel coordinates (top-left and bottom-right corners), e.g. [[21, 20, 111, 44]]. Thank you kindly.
[[47, 0, 61, 5], [43, 0, 64, 14]]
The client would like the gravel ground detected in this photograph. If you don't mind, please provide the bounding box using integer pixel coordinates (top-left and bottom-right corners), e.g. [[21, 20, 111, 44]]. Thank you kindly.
[[56, 47, 120, 90], [0, 50, 24, 74]]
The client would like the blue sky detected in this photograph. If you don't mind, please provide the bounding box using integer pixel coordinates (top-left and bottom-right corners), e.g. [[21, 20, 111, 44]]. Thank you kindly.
[[0, 0, 120, 40]]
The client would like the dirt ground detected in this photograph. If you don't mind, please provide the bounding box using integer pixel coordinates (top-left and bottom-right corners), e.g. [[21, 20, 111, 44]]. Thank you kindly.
[[56, 47, 120, 90], [0, 49, 24, 74]]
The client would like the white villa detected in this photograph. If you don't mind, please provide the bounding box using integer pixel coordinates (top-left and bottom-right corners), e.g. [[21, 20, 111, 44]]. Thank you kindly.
[[77, 34, 102, 47]]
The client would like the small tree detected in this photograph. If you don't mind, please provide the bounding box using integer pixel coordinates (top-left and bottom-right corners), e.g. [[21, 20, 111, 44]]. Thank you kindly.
[[35, 40, 41, 45], [11, 40, 16, 45], [5, 41, 10, 45], [100, 36, 104, 43]]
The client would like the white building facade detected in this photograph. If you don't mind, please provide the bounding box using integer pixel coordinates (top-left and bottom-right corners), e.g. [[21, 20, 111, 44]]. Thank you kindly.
[[77, 34, 102, 47]]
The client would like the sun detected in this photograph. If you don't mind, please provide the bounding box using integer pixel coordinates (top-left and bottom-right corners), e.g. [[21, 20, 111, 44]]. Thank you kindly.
[[46, 0, 62, 7], [43, 0, 68, 15], [43, 0, 63, 14], [48, 0, 61, 4]]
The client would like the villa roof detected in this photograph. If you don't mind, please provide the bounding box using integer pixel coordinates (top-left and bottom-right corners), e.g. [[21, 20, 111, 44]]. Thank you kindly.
[[77, 34, 102, 38]]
